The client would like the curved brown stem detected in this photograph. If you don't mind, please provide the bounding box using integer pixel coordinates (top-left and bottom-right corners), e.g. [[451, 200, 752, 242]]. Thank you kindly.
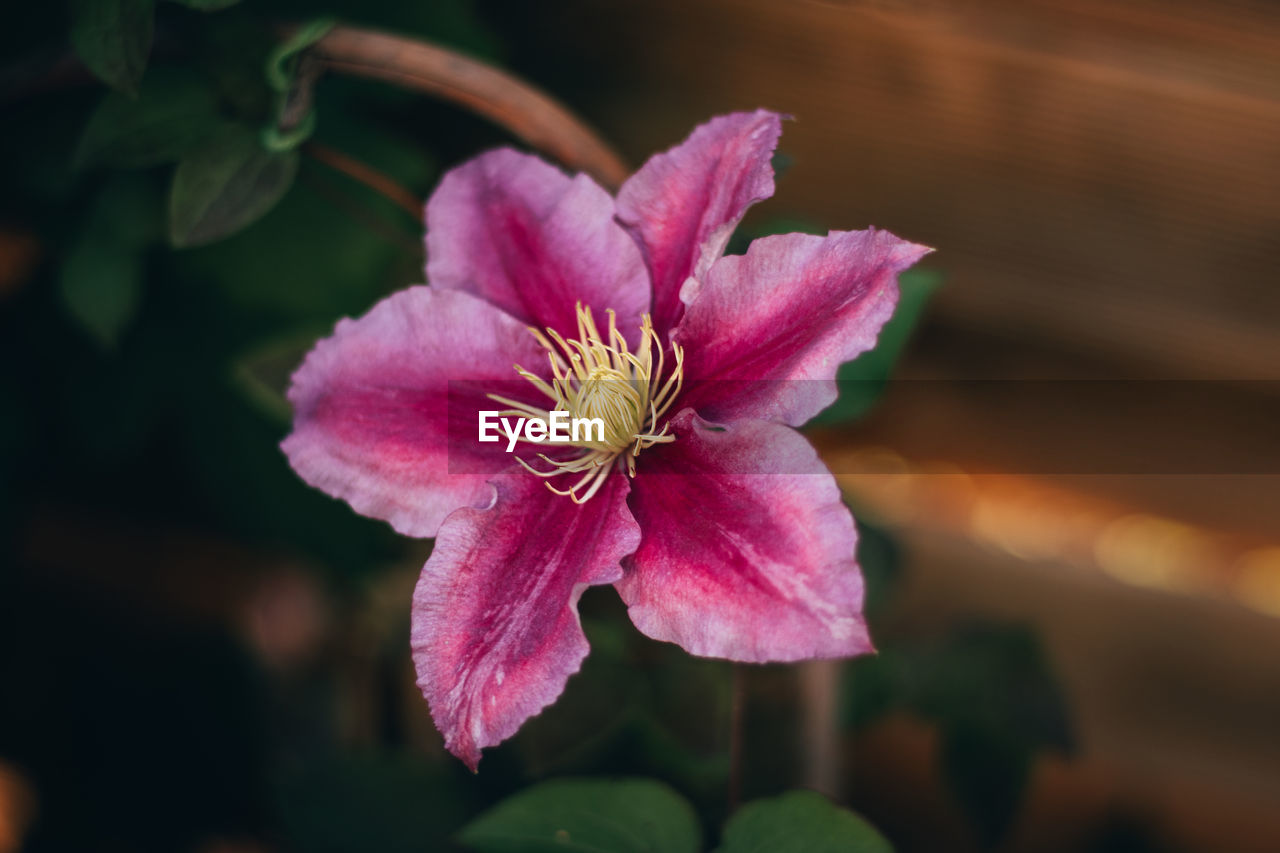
[[308, 25, 630, 191]]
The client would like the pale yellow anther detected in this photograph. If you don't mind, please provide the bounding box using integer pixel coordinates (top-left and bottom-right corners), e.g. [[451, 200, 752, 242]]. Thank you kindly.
[[488, 303, 684, 503]]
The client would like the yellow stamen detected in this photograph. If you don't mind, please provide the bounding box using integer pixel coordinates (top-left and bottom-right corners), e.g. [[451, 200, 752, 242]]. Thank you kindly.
[[488, 303, 684, 503]]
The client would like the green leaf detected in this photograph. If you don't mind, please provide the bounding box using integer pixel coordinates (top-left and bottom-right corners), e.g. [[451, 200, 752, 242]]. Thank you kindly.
[[912, 624, 1074, 755], [839, 623, 1073, 844], [809, 267, 943, 425], [58, 229, 143, 348], [169, 127, 299, 247], [166, 0, 242, 9], [939, 724, 1031, 847], [70, 0, 155, 96], [167, 172, 409, 321], [55, 174, 160, 347], [458, 778, 701, 853], [76, 71, 225, 168], [718, 791, 892, 853]]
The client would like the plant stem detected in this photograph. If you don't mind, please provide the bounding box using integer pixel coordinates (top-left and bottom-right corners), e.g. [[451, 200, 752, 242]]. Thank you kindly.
[[800, 659, 842, 799], [304, 141, 423, 220]]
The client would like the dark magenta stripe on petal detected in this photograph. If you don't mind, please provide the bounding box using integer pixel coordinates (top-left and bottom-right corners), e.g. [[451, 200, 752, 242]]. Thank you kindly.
[[618, 410, 872, 663], [673, 228, 932, 427], [411, 467, 640, 770], [615, 110, 783, 336], [426, 148, 649, 345], [281, 287, 549, 539]]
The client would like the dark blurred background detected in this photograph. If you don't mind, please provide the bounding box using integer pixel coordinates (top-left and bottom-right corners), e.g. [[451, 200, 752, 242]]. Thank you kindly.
[[1, 1, 1278, 851]]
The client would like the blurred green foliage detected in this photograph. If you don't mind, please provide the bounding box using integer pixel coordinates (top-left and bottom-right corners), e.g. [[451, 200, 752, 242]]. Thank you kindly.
[[841, 521, 1075, 847], [457, 781, 890, 853], [718, 791, 892, 853], [70, 0, 155, 95], [459, 777, 702, 853], [74, 70, 224, 168], [0, 0, 485, 571], [1, 4, 493, 847], [168, 124, 299, 246]]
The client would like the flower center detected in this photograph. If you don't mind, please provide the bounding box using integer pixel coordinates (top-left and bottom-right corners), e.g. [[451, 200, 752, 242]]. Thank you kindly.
[[488, 303, 684, 503]]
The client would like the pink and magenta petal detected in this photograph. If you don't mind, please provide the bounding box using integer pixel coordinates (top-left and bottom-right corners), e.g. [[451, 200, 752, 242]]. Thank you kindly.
[[615, 110, 783, 335], [426, 148, 649, 343], [674, 228, 931, 427], [411, 468, 640, 769], [618, 410, 872, 663], [282, 287, 548, 539]]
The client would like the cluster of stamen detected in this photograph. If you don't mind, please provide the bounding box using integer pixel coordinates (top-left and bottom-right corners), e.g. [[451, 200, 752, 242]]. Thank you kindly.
[[488, 303, 684, 503]]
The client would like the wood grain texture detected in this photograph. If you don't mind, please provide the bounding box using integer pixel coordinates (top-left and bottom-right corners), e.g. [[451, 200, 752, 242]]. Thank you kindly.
[[519, 0, 1280, 378]]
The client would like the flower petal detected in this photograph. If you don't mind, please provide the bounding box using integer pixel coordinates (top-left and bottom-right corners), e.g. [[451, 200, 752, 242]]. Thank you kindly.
[[615, 110, 783, 335], [412, 468, 639, 769], [674, 229, 931, 426], [282, 287, 549, 538], [618, 410, 872, 662], [426, 148, 649, 343]]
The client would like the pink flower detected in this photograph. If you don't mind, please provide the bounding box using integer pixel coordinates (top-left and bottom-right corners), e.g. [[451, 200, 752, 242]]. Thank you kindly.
[[282, 111, 930, 769]]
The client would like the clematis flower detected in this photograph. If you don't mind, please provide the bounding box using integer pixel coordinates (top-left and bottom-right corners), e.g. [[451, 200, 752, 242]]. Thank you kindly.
[[282, 111, 930, 769]]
